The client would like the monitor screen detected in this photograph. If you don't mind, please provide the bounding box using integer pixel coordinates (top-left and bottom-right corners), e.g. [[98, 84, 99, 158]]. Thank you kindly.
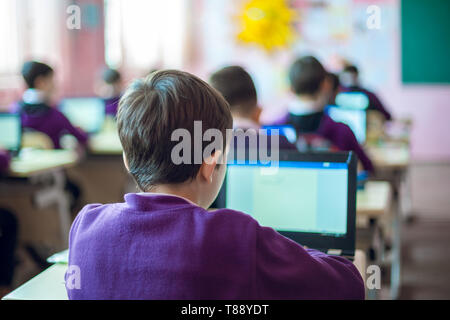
[[225, 161, 349, 236], [335, 92, 369, 110], [262, 125, 297, 144], [60, 98, 105, 133], [0, 113, 21, 152], [327, 106, 366, 144]]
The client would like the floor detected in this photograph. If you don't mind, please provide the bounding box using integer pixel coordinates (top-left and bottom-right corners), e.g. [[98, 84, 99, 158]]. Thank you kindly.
[[399, 163, 450, 299]]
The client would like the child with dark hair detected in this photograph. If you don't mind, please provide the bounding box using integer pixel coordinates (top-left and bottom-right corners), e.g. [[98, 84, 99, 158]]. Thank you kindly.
[[19, 61, 88, 149], [67, 70, 364, 300], [209, 65, 296, 151], [20, 61, 86, 212], [98, 67, 123, 116], [285, 56, 374, 172], [340, 64, 392, 120]]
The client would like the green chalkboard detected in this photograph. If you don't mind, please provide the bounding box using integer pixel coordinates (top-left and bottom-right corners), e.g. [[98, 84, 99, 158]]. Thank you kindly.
[[401, 0, 450, 84]]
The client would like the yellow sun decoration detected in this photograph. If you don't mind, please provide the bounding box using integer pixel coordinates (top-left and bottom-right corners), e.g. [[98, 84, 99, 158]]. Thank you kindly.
[[237, 0, 298, 52]]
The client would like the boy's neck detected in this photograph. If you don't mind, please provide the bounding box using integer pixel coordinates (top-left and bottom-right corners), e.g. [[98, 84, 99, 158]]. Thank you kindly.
[[145, 184, 201, 208]]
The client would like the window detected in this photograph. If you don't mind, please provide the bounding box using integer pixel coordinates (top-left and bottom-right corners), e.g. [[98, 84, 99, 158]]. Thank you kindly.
[[104, 0, 188, 71]]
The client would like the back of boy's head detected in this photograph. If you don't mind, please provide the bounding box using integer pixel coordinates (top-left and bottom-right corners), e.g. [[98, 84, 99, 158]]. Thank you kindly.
[[289, 56, 326, 96], [21, 61, 53, 88], [102, 67, 121, 84], [117, 70, 233, 192], [209, 66, 257, 116]]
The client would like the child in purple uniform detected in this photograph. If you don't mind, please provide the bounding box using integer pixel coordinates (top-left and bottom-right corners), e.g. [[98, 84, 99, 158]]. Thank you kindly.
[[19, 61, 88, 149], [98, 67, 123, 116], [340, 65, 392, 121], [209, 66, 296, 152], [67, 70, 364, 300], [283, 56, 374, 173]]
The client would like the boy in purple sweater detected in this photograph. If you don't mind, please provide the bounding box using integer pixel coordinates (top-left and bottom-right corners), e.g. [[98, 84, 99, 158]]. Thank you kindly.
[[340, 65, 392, 121], [19, 61, 88, 149], [283, 56, 374, 173], [209, 66, 296, 152], [67, 70, 364, 300], [97, 67, 123, 117]]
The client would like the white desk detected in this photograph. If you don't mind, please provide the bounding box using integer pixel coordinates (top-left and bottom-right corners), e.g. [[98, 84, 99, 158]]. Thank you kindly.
[[3, 149, 79, 248], [2, 264, 68, 300]]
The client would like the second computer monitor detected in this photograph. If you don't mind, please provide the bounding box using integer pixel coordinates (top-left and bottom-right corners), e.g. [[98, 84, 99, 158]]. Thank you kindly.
[[60, 97, 106, 134]]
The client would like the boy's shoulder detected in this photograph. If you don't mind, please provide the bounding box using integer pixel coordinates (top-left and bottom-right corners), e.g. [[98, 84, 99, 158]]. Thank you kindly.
[[320, 113, 354, 137], [74, 196, 260, 228]]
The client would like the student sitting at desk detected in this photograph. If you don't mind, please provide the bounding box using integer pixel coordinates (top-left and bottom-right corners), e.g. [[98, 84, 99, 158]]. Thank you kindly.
[[209, 65, 295, 151], [96, 67, 123, 117], [67, 70, 364, 300], [19, 61, 88, 149], [279, 56, 374, 173], [340, 64, 392, 121], [0, 150, 18, 298]]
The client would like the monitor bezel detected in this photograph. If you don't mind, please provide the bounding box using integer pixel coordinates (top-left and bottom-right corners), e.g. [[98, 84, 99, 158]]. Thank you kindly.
[[0, 113, 22, 155], [215, 150, 357, 254]]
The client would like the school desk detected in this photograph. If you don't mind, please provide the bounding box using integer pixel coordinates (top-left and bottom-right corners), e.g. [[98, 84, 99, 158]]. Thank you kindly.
[[367, 142, 410, 171], [9, 149, 78, 177], [357, 181, 392, 220], [0, 149, 79, 249], [357, 179, 401, 300], [88, 131, 123, 155], [2, 263, 68, 300], [2, 250, 367, 300]]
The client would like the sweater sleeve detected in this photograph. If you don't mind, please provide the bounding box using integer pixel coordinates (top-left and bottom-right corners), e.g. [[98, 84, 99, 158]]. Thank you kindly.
[[329, 122, 374, 173], [368, 91, 392, 121], [255, 225, 365, 299], [342, 127, 374, 173], [0, 150, 11, 173], [55, 110, 89, 145]]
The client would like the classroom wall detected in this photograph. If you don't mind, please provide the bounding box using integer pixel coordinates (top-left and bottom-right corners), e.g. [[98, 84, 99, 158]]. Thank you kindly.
[[378, 0, 450, 162]]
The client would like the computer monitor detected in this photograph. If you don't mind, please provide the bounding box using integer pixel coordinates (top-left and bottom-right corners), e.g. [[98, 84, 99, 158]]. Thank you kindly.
[[0, 113, 21, 154], [335, 92, 369, 110], [262, 125, 297, 144], [60, 97, 106, 133], [216, 151, 357, 256], [326, 105, 367, 144]]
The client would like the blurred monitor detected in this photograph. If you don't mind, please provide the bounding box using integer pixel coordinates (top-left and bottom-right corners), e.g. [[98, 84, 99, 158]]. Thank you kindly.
[[335, 92, 369, 110], [0, 113, 21, 154], [262, 125, 297, 144], [60, 97, 105, 133], [326, 106, 367, 144]]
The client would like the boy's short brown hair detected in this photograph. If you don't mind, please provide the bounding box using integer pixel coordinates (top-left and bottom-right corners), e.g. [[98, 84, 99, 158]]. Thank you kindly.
[[289, 56, 326, 96], [209, 66, 257, 116], [117, 70, 232, 192]]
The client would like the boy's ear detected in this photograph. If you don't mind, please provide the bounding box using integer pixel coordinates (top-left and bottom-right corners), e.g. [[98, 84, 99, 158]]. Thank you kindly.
[[320, 77, 332, 96], [199, 150, 223, 183], [251, 106, 262, 124], [123, 152, 130, 171]]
